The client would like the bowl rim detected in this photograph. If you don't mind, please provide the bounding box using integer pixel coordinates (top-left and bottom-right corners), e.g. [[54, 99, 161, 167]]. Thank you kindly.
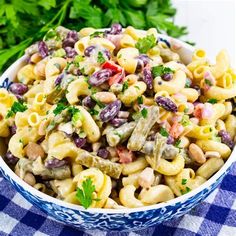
[[0, 32, 235, 214]]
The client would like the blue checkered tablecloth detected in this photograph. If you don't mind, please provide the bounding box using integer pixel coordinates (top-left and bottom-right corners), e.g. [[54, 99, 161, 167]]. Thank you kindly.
[[0, 163, 236, 236]]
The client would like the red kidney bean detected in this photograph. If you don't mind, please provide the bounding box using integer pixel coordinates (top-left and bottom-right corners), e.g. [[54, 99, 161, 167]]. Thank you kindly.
[[100, 100, 122, 122], [136, 54, 150, 72], [73, 134, 87, 148], [55, 73, 64, 86], [97, 148, 109, 159], [156, 96, 177, 112], [38, 41, 48, 58], [143, 68, 153, 89], [65, 47, 77, 58], [5, 151, 19, 165], [9, 83, 28, 95], [110, 118, 127, 127], [84, 46, 96, 57], [218, 130, 234, 149], [45, 158, 68, 169], [161, 73, 173, 81], [88, 69, 113, 86], [108, 23, 122, 35], [82, 96, 96, 108]]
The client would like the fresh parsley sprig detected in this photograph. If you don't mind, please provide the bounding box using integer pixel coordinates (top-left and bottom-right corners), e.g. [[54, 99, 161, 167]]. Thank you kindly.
[[6, 101, 27, 118], [135, 34, 156, 53], [76, 178, 100, 209], [151, 65, 174, 78]]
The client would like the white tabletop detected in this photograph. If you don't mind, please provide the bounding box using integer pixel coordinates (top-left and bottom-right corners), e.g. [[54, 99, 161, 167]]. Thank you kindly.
[[173, 0, 236, 65]]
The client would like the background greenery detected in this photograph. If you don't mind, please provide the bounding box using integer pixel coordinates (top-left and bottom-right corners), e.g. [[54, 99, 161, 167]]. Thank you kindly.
[[0, 0, 187, 73]]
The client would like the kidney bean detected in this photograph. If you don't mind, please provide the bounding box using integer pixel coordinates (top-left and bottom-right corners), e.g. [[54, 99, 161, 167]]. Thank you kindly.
[[100, 100, 121, 122], [88, 69, 113, 86], [62, 37, 76, 48], [84, 46, 96, 57], [67, 30, 78, 41], [82, 96, 96, 108], [5, 151, 18, 165], [10, 124, 17, 135], [143, 68, 153, 89], [45, 158, 68, 169], [161, 73, 173, 81], [103, 49, 111, 60], [167, 135, 175, 144], [97, 148, 109, 159], [218, 130, 234, 149], [136, 54, 150, 72], [55, 73, 64, 85], [25, 142, 45, 160], [65, 47, 77, 58], [155, 96, 177, 113], [110, 118, 127, 127], [9, 83, 28, 95], [38, 41, 48, 58], [108, 23, 122, 35], [73, 134, 87, 148]]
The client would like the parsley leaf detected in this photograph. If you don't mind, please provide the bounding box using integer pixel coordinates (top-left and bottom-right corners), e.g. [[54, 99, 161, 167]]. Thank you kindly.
[[6, 101, 27, 118], [135, 34, 156, 53], [159, 127, 169, 137], [76, 178, 100, 209], [91, 95, 105, 108], [141, 108, 148, 118], [180, 186, 191, 195], [89, 31, 104, 39], [137, 96, 143, 104], [122, 81, 129, 92], [207, 98, 218, 104], [204, 78, 212, 86], [89, 108, 99, 116], [181, 115, 190, 127], [97, 51, 106, 64], [53, 103, 68, 115], [182, 179, 187, 185], [174, 139, 181, 148], [151, 65, 174, 77]]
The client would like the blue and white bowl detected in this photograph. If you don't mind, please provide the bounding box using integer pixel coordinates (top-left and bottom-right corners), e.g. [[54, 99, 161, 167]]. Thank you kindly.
[[0, 33, 235, 231]]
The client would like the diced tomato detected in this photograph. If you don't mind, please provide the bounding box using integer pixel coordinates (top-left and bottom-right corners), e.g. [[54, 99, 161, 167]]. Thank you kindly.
[[169, 121, 184, 139], [102, 61, 122, 73], [116, 146, 134, 164], [108, 72, 124, 86]]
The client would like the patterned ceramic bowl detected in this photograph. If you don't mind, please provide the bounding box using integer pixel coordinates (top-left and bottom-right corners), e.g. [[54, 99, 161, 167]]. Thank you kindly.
[[0, 33, 235, 232]]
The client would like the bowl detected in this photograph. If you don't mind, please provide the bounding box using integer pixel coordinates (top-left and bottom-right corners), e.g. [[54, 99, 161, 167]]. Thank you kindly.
[[0, 33, 235, 232]]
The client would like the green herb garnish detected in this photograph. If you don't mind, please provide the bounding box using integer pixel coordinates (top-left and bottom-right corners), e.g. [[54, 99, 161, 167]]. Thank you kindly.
[[6, 101, 27, 118], [90, 31, 104, 39], [180, 187, 191, 195], [135, 34, 156, 53], [91, 95, 105, 108], [122, 81, 129, 92], [159, 127, 169, 137], [181, 115, 190, 127], [207, 98, 218, 104], [76, 178, 100, 209], [53, 103, 68, 115], [137, 96, 143, 104], [114, 131, 122, 138], [151, 65, 174, 78], [185, 79, 191, 88], [182, 179, 187, 185], [204, 78, 212, 86], [141, 108, 148, 118], [174, 139, 181, 148], [89, 108, 99, 116], [97, 51, 106, 64]]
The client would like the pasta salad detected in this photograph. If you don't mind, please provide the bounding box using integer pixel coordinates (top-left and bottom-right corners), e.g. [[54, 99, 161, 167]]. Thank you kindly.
[[1, 24, 236, 209]]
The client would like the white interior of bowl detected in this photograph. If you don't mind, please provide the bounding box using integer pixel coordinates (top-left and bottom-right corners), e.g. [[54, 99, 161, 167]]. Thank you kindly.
[[0, 31, 235, 214]]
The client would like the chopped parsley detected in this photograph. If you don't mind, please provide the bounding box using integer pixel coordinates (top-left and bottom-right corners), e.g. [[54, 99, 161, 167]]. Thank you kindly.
[[159, 127, 169, 137], [134, 86, 140, 90], [207, 98, 218, 104], [185, 79, 191, 88], [135, 34, 156, 54], [91, 94, 105, 108], [122, 81, 129, 92], [181, 115, 190, 127], [6, 101, 27, 118], [53, 103, 68, 115], [97, 51, 106, 64], [174, 139, 181, 148], [72, 109, 83, 124], [76, 178, 100, 209], [141, 108, 148, 118], [90, 31, 104, 39], [137, 96, 143, 104], [114, 131, 122, 138], [89, 108, 99, 116], [182, 179, 187, 185], [74, 55, 84, 66], [151, 65, 174, 78], [204, 78, 212, 86], [180, 187, 191, 195]]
